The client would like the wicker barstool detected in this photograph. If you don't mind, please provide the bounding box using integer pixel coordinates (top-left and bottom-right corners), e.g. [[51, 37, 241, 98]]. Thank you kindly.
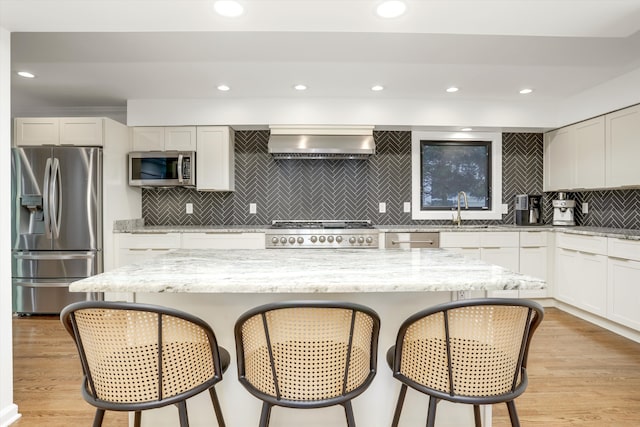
[[387, 298, 544, 427], [61, 301, 229, 427], [234, 300, 380, 427]]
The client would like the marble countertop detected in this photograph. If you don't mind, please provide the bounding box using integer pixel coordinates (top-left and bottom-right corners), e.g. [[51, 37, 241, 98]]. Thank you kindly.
[[114, 219, 640, 241], [71, 248, 545, 294]]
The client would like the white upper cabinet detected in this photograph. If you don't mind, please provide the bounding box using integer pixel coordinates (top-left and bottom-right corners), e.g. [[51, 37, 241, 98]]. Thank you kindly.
[[15, 117, 104, 146], [131, 126, 196, 151], [196, 126, 235, 191], [606, 105, 640, 187], [544, 116, 605, 191]]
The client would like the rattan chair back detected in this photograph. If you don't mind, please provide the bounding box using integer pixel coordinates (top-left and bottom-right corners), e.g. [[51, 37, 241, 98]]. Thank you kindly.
[[61, 301, 227, 427], [389, 298, 544, 427], [235, 301, 380, 426]]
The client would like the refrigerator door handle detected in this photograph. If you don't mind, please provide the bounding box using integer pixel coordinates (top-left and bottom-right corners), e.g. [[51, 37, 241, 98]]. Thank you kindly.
[[13, 280, 71, 289], [14, 252, 96, 261], [43, 157, 53, 239], [50, 157, 62, 239], [177, 153, 184, 184]]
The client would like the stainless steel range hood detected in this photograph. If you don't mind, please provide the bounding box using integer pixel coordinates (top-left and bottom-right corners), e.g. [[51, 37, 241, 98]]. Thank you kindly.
[[268, 125, 375, 159]]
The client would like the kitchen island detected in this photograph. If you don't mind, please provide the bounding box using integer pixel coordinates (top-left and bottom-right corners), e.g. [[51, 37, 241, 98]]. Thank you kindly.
[[71, 248, 545, 427]]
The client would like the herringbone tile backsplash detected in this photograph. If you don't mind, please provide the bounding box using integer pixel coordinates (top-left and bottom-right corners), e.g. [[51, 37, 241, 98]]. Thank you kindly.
[[142, 131, 640, 229]]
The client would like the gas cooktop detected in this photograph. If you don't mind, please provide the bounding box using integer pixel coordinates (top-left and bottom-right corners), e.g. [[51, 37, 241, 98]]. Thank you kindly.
[[266, 220, 378, 249]]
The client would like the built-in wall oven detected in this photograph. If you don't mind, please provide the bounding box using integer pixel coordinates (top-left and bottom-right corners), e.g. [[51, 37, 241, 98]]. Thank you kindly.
[[128, 151, 195, 187]]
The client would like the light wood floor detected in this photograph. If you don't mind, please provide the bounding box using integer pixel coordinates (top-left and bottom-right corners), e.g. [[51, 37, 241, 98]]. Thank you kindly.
[[12, 308, 640, 426]]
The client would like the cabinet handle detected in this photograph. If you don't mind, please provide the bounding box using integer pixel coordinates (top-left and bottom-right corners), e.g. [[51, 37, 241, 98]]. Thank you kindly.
[[391, 240, 434, 245], [131, 232, 168, 235]]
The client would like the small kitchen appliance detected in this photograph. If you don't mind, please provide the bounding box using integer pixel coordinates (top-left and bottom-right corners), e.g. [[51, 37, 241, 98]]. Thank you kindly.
[[129, 151, 195, 187], [514, 194, 543, 226], [552, 192, 576, 226], [265, 220, 378, 249]]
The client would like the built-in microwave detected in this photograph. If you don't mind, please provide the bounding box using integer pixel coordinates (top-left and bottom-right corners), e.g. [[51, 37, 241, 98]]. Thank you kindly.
[[128, 151, 196, 187]]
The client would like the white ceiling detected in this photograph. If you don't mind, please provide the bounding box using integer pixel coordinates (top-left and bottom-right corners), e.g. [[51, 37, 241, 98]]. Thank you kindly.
[[3, 0, 640, 122]]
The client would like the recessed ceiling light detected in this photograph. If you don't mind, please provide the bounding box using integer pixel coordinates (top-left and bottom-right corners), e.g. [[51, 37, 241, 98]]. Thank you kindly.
[[520, 88, 533, 94], [294, 84, 307, 91], [376, 1, 406, 18], [217, 84, 230, 91], [371, 85, 384, 92], [446, 87, 459, 93], [213, 1, 244, 17], [17, 71, 36, 79], [461, 128, 473, 132]]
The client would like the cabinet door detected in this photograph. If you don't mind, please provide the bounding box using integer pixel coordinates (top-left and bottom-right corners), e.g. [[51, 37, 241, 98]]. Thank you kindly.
[[606, 105, 640, 187], [555, 247, 580, 305], [196, 126, 235, 191], [114, 233, 181, 267], [519, 246, 548, 298], [165, 127, 196, 151], [14, 118, 59, 146], [132, 127, 165, 151], [574, 116, 605, 189], [59, 118, 103, 146], [544, 127, 573, 191], [481, 247, 519, 272], [578, 252, 607, 316], [607, 257, 640, 330]]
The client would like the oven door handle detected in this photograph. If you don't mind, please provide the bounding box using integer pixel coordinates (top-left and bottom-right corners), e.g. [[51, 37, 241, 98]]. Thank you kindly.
[[391, 240, 436, 245]]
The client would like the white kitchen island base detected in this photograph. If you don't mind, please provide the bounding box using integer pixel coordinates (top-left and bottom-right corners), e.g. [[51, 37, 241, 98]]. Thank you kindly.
[[131, 291, 488, 427]]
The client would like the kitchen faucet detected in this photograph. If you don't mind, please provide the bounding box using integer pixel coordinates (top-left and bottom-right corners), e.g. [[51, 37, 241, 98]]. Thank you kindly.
[[453, 191, 468, 226]]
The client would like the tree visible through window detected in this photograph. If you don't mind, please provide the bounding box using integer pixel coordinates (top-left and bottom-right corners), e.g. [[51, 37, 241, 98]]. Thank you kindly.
[[420, 141, 491, 210]]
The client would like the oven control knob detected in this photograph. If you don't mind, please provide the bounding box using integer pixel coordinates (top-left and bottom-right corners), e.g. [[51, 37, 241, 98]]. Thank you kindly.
[[336, 236, 343, 243], [288, 237, 296, 244], [319, 236, 326, 243], [271, 237, 279, 244], [297, 237, 304, 244], [327, 236, 334, 243], [280, 237, 287, 244], [310, 236, 317, 243], [358, 236, 365, 244], [349, 237, 356, 244], [366, 236, 373, 244]]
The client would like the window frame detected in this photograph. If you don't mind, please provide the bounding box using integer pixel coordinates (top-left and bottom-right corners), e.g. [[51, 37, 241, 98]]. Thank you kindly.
[[411, 131, 503, 220]]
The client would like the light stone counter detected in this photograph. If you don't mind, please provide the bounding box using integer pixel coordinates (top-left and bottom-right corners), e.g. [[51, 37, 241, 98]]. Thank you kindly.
[[70, 248, 545, 294]]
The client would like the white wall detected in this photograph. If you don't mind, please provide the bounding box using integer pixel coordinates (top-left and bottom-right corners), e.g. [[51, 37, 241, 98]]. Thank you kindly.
[[0, 26, 20, 427]]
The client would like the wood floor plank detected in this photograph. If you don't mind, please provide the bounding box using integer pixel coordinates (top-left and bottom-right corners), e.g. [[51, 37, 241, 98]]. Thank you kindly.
[[12, 308, 640, 426]]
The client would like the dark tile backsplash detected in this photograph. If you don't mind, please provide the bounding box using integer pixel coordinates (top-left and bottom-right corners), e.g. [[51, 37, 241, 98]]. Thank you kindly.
[[142, 131, 639, 229]]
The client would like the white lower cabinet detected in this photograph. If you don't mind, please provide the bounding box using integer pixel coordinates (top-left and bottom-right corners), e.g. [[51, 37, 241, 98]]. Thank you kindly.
[[115, 233, 181, 268], [555, 234, 608, 317], [607, 238, 640, 330], [441, 232, 520, 298]]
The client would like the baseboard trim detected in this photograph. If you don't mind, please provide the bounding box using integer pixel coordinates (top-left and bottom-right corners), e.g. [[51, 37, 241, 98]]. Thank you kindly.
[[0, 403, 21, 427], [554, 301, 640, 344]]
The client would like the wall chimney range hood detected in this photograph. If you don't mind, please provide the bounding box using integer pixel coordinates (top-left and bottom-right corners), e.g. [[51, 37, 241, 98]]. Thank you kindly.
[[268, 125, 375, 159]]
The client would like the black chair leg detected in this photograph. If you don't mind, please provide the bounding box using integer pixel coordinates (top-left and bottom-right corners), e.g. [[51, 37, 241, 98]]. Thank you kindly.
[[92, 409, 105, 427], [134, 411, 142, 427], [426, 396, 439, 427], [391, 384, 408, 427], [209, 387, 226, 427], [506, 401, 521, 427], [259, 402, 272, 427], [176, 400, 189, 427], [343, 401, 356, 427], [473, 405, 482, 427]]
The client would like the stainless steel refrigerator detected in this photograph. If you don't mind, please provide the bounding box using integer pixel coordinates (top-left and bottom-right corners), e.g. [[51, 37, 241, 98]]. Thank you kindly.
[[11, 146, 103, 314]]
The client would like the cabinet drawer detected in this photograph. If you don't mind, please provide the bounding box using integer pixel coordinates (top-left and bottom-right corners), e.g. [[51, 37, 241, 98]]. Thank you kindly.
[[481, 232, 518, 248], [440, 232, 481, 248], [556, 233, 607, 255], [519, 231, 548, 247], [608, 238, 640, 262], [117, 233, 181, 249]]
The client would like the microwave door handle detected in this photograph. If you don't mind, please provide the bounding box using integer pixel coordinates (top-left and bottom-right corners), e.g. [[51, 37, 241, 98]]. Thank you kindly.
[[50, 157, 62, 239], [43, 157, 52, 239], [177, 154, 184, 184]]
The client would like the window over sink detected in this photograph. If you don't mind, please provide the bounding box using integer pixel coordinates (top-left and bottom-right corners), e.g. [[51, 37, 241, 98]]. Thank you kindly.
[[411, 131, 503, 220]]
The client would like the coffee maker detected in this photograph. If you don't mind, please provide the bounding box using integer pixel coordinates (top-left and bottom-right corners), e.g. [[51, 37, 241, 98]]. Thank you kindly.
[[514, 194, 543, 226], [552, 192, 576, 226]]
